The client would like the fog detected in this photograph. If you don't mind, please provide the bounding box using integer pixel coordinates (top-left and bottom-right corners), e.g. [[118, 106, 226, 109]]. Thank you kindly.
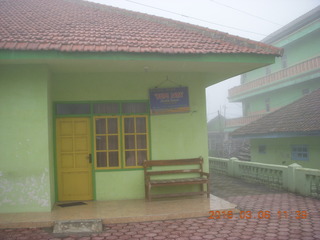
[[88, 0, 319, 120]]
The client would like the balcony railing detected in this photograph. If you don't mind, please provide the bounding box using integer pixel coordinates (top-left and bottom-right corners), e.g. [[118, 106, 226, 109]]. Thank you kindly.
[[209, 157, 320, 198], [226, 114, 265, 128], [229, 56, 320, 99]]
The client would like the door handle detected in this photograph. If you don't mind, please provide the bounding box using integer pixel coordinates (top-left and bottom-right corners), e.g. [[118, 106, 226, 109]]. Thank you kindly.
[[88, 154, 92, 164]]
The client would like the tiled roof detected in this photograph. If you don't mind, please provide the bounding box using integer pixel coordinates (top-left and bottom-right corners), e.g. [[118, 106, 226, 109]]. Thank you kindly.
[[0, 0, 282, 55], [232, 88, 320, 137]]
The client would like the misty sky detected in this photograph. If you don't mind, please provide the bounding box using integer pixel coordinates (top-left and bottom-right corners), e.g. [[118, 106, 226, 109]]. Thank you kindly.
[[88, 0, 319, 120]]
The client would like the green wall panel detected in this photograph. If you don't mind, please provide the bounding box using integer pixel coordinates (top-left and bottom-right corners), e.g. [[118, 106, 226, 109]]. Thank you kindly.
[[95, 171, 145, 200], [0, 65, 53, 213]]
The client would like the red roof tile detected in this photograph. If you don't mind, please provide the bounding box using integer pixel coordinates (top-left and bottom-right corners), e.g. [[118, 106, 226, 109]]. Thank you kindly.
[[0, 0, 282, 55], [232, 88, 320, 137]]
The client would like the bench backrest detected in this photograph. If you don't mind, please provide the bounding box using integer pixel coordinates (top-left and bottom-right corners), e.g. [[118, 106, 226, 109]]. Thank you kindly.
[[144, 157, 203, 167], [143, 157, 204, 175]]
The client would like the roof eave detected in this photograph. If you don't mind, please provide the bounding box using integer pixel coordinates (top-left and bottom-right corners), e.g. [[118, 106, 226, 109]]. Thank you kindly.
[[231, 130, 320, 139], [262, 6, 320, 44]]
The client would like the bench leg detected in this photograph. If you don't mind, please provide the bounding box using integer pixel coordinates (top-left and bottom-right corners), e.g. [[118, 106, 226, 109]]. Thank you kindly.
[[145, 183, 148, 200], [147, 184, 152, 201], [145, 183, 152, 201], [206, 181, 210, 198]]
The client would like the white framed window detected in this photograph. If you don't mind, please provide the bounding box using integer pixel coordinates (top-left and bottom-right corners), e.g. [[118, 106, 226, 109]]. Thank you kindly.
[[291, 145, 309, 161]]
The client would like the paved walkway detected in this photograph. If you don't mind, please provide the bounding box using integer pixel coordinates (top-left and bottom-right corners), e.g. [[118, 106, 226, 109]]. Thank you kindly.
[[1, 172, 320, 240]]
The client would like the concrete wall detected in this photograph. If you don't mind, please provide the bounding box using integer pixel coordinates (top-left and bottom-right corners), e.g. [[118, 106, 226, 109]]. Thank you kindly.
[[0, 65, 53, 213], [209, 157, 320, 198]]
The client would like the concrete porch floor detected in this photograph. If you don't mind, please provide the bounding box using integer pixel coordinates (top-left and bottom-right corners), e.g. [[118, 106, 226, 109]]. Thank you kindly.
[[0, 194, 237, 228]]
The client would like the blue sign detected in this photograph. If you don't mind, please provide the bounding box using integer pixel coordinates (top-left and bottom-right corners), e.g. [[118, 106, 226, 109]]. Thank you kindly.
[[149, 87, 190, 115]]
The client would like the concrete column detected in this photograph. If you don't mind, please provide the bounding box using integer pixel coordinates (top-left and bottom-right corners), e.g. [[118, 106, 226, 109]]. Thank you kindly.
[[228, 157, 238, 177], [288, 163, 302, 193]]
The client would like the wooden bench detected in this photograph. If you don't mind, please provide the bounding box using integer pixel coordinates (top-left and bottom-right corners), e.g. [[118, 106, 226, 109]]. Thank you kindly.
[[143, 157, 210, 200]]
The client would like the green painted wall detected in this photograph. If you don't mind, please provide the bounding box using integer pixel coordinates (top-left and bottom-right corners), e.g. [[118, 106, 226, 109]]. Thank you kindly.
[[243, 79, 320, 115], [52, 72, 209, 200], [242, 26, 320, 84], [251, 137, 320, 169], [0, 65, 53, 213], [279, 30, 320, 68]]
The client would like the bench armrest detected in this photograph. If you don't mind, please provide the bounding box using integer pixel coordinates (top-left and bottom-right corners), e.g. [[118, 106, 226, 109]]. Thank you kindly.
[[201, 172, 210, 178]]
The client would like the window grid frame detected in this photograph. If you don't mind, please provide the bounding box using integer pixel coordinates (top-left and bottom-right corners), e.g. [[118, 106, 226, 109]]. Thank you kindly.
[[55, 101, 150, 171], [94, 116, 121, 170], [122, 115, 149, 169], [291, 145, 309, 161]]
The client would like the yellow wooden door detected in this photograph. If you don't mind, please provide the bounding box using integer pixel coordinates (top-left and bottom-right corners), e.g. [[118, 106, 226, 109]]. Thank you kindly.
[[56, 118, 93, 201]]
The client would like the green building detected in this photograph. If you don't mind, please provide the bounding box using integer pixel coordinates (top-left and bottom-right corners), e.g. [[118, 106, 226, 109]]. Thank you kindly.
[[232, 88, 320, 169], [0, 0, 281, 213], [227, 6, 320, 169], [227, 6, 320, 131]]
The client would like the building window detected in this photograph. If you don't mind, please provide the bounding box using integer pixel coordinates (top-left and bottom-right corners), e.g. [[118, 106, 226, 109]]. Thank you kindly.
[[123, 116, 149, 168], [281, 54, 287, 68], [244, 102, 251, 116], [122, 102, 149, 114], [56, 101, 150, 170], [258, 145, 266, 154], [94, 115, 149, 169], [56, 103, 91, 115], [265, 66, 271, 75], [291, 145, 309, 161], [302, 89, 310, 95], [93, 103, 120, 114], [265, 98, 270, 112], [95, 117, 121, 169], [240, 74, 247, 84]]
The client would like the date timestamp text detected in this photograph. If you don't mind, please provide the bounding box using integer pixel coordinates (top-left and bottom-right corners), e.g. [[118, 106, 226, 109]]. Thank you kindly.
[[208, 210, 308, 220]]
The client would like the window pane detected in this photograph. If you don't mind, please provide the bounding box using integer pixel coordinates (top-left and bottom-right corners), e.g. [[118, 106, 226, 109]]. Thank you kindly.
[[136, 117, 146, 133], [137, 151, 147, 166], [122, 102, 148, 114], [125, 151, 136, 166], [291, 145, 308, 161], [137, 135, 147, 149], [302, 89, 310, 95], [56, 103, 90, 115], [96, 136, 106, 150], [109, 152, 119, 167], [125, 135, 135, 149], [108, 136, 118, 150], [95, 118, 106, 134], [96, 152, 107, 167], [258, 145, 266, 154], [93, 103, 120, 114], [108, 118, 118, 134], [124, 118, 134, 133]]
